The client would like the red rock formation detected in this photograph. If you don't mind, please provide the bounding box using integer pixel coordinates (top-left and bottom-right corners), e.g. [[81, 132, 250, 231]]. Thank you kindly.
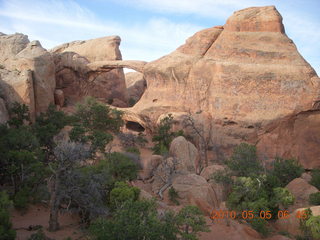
[[125, 6, 320, 168]]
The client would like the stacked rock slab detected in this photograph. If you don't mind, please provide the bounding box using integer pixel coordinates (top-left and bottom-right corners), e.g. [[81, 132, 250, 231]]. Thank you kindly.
[[127, 6, 320, 168], [50, 36, 128, 106], [0, 33, 55, 120]]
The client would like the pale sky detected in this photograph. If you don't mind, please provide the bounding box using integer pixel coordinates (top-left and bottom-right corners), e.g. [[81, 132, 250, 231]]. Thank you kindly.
[[0, 0, 319, 74]]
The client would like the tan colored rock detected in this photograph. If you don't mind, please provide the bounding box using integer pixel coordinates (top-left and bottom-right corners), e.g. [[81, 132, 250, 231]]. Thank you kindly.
[[15, 40, 56, 114], [169, 136, 198, 173], [224, 6, 285, 33], [125, 72, 146, 104], [51, 36, 128, 106], [275, 206, 320, 236], [0, 34, 55, 119], [171, 174, 219, 214], [0, 69, 35, 119], [50, 36, 122, 62], [285, 178, 319, 210], [0, 33, 29, 63], [54, 89, 65, 107], [0, 97, 9, 123]]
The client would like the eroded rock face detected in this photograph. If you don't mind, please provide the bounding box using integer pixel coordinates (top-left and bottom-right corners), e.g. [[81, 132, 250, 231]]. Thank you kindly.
[[0, 34, 55, 119], [51, 36, 128, 106], [126, 6, 320, 168], [257, 111, 320, 169]]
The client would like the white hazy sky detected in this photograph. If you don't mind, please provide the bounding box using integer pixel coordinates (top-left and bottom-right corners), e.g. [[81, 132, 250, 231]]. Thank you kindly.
[[0, 0, 319, 74]]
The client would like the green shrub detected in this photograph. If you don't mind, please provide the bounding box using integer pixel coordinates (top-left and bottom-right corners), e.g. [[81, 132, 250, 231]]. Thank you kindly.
[[107, 152, 138, 181], [125, 146, 140, 155], [0, 192, 16, 240], [273, 187, 295, 209], [152, 114, 183, 155], [110, 182, 140, 208], [306, 216, 320, 239], [309, 192, 320, 205], [270, 158, 304, 187], [226, 143, 262, 177], [13, 188, 30, 210], [168, 187, 180, 205], [249, 218, 269, 237], [310, 169, 320, 190], [89, 201, 209, 240], [28, 229, 46, 240]]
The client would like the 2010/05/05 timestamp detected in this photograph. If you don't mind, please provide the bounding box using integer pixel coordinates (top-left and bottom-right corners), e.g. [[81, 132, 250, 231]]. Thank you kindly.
[[210, 210, 309, 220]]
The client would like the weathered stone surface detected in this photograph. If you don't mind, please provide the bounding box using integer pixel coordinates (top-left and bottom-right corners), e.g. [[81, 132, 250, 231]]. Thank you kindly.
[[224, 6, 285, 33], [51, 36, 122, 62], [125, 72, 146, 103], [169, 136, 198, 173], [0, 97, 9, 123], [0, 34, 55, 119], [15, 40, 56, 114], [51, 36, 128, 106], [285, 178, 319, 210], [257, 111, 320, 169]]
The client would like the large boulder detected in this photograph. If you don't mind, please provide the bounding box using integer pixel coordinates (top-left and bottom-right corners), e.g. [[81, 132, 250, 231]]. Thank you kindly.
[[171, 174, 219, 214], [51, 36, 128, 106], [0, 34, 55, 119], [285, 178, 319, 210], [169, 136, 198, 173]]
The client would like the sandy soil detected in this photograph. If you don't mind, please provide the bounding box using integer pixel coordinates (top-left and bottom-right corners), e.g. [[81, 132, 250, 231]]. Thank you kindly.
[[11, 204, 85, 240]]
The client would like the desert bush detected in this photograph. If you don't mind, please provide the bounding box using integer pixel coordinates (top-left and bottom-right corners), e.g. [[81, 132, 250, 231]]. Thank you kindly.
[[168, 187, 180, 205], [226, 143, 262, 177], [109, 182, 140, 208], [309, 192, 320, 205], [0, 191, 16, 240], [106, 152, 138, 181], [90, 201, 208, 240], [248, 218, 269, 237], [269, 157, 304, 187], [125, 146, 140, 155], [310, 169, 320, 190]]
